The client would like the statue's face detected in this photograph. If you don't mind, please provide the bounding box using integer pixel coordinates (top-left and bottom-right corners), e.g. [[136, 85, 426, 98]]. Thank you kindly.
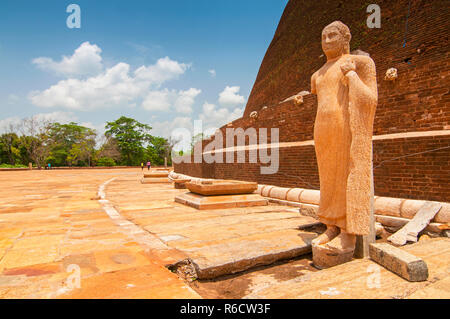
[[321, 26, 346, 58]]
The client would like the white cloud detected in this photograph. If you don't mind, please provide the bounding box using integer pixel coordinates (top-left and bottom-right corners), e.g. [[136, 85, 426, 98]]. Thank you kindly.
[[32, 111, 76, 124], [0, 116, 21, 133], [32, 42, 103, 77], [134, 56, 190, 86], [142, 89, 172, 111], [0, 112, 76, 133], [80, 121, 105, 134], [218, 86, 246, 107], [174, 88, 201, 114], [208, 69, 216, 77], [142, 88, 201, 114], [29, 63, 143, 111], [151, 116, 193, 138], [30, 44, 192, 112], [151, 116, 194, 151], [199, 102, 243, 132], [149, 99, 244, 152]]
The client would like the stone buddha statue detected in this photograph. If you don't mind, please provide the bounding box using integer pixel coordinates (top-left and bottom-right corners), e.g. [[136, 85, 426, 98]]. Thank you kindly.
[[309, 21, 378, 268]]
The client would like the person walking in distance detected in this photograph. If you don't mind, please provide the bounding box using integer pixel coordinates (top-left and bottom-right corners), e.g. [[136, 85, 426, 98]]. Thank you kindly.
[[141, 162, 144, 171], [146, 161, 151, 171]]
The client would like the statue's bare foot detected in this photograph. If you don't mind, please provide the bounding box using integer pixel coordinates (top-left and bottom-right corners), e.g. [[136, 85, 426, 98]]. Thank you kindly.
[[324, 231, 356, 253], [311, 225, 340, 246]]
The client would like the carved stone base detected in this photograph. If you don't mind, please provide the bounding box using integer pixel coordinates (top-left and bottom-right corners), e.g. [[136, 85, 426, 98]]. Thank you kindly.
[[312, 244, 354, 269]]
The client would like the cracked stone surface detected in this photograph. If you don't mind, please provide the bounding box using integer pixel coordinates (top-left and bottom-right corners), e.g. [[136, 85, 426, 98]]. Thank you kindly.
[[0, 168, 448, 299], [0, 168, 200, 299]]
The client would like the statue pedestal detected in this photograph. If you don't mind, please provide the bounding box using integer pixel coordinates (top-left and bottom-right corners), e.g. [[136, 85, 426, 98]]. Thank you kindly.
[[141, 170, 171, 184], [312, 243, 354, 269], [175, 180, 268, 210]]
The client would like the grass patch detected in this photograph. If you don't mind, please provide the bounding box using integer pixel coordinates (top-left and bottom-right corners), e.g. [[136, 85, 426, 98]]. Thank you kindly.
[[0, 163, 28, 168]]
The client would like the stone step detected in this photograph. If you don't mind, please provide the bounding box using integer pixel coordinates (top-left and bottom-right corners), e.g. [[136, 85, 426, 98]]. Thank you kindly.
[[175, 192, 268, 210], [174, 228, 317, 279]]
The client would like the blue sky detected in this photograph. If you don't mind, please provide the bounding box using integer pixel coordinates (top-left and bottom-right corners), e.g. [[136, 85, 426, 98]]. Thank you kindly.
[[0, 0, 287, 148]]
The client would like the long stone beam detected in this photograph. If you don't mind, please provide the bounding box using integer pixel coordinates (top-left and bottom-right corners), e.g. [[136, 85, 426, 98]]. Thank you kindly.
[[169, 172, 450, 224]]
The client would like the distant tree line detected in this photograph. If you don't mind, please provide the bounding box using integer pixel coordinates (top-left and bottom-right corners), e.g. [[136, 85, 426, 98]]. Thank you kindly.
[[0, 116, 177, 168]]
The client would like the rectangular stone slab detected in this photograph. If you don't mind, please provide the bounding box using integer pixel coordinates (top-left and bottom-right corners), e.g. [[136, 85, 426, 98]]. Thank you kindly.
[[175, 192, 267, 210], [388, 201, 442, 246], [141, 177, 170, 184], [143, 172, 169, 178], [369, 243, 428, 282], [185, 229, 317, 279], [186, 180, 257, 195]]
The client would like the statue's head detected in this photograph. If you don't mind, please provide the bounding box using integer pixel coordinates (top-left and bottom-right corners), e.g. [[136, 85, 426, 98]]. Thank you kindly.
[[321, 21, 351, 59]]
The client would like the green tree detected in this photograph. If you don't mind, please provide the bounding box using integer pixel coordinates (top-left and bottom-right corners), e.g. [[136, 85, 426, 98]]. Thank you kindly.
[[19, 117, 52, 169], [47, 122, 97, 166], [97, 157, 116, 167], [105, 116, 153, 165], [96, 135, 121, 165], [0, 132, 20, 165]]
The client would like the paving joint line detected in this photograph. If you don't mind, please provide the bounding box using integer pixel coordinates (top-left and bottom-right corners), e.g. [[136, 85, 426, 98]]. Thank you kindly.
[[97, 178, 171, 252]]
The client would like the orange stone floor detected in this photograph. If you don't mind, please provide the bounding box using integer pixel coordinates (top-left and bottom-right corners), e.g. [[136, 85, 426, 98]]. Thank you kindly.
[[0, 168, 200, 298], [1, 168, 449, 299]]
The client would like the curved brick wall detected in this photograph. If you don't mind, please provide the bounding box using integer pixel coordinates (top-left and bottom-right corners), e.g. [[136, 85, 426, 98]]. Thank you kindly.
[[244, 0, 450, 124], [175, 0, 450, 202]]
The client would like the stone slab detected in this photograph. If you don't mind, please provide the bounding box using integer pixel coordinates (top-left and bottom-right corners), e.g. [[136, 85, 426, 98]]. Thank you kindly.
[[0, 168, 200, 299], [369, 243, 428, 282], [186, 180, 258, 196], [243, 238, 449, 299], [174, 192, 267, 210], [143, 172, 169, 178], [141, 177, 170, 184], [388, 202, 442, 246], [185, 229, 317, 279], [407, 275, 450, 299], [375, 215, 443, 234]]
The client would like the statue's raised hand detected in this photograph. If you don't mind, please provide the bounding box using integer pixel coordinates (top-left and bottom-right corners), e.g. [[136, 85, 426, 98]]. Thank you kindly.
[[340, 58, 356, 75]]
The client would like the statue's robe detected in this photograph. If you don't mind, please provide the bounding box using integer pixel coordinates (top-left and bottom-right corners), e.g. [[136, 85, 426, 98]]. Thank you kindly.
[[311, 54, 377, 235]]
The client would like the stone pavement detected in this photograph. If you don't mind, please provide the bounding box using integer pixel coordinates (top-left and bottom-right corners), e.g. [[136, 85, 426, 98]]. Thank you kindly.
[[106, 176, 319, 279], [0, 168, 448, 299], [0, 169, 200, 299], [243, 238, 450, 299]]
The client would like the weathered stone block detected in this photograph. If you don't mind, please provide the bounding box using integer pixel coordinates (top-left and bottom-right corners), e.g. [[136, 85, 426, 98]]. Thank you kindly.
[[299, 203, 319, 219], [369, 243, 428, 282]]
